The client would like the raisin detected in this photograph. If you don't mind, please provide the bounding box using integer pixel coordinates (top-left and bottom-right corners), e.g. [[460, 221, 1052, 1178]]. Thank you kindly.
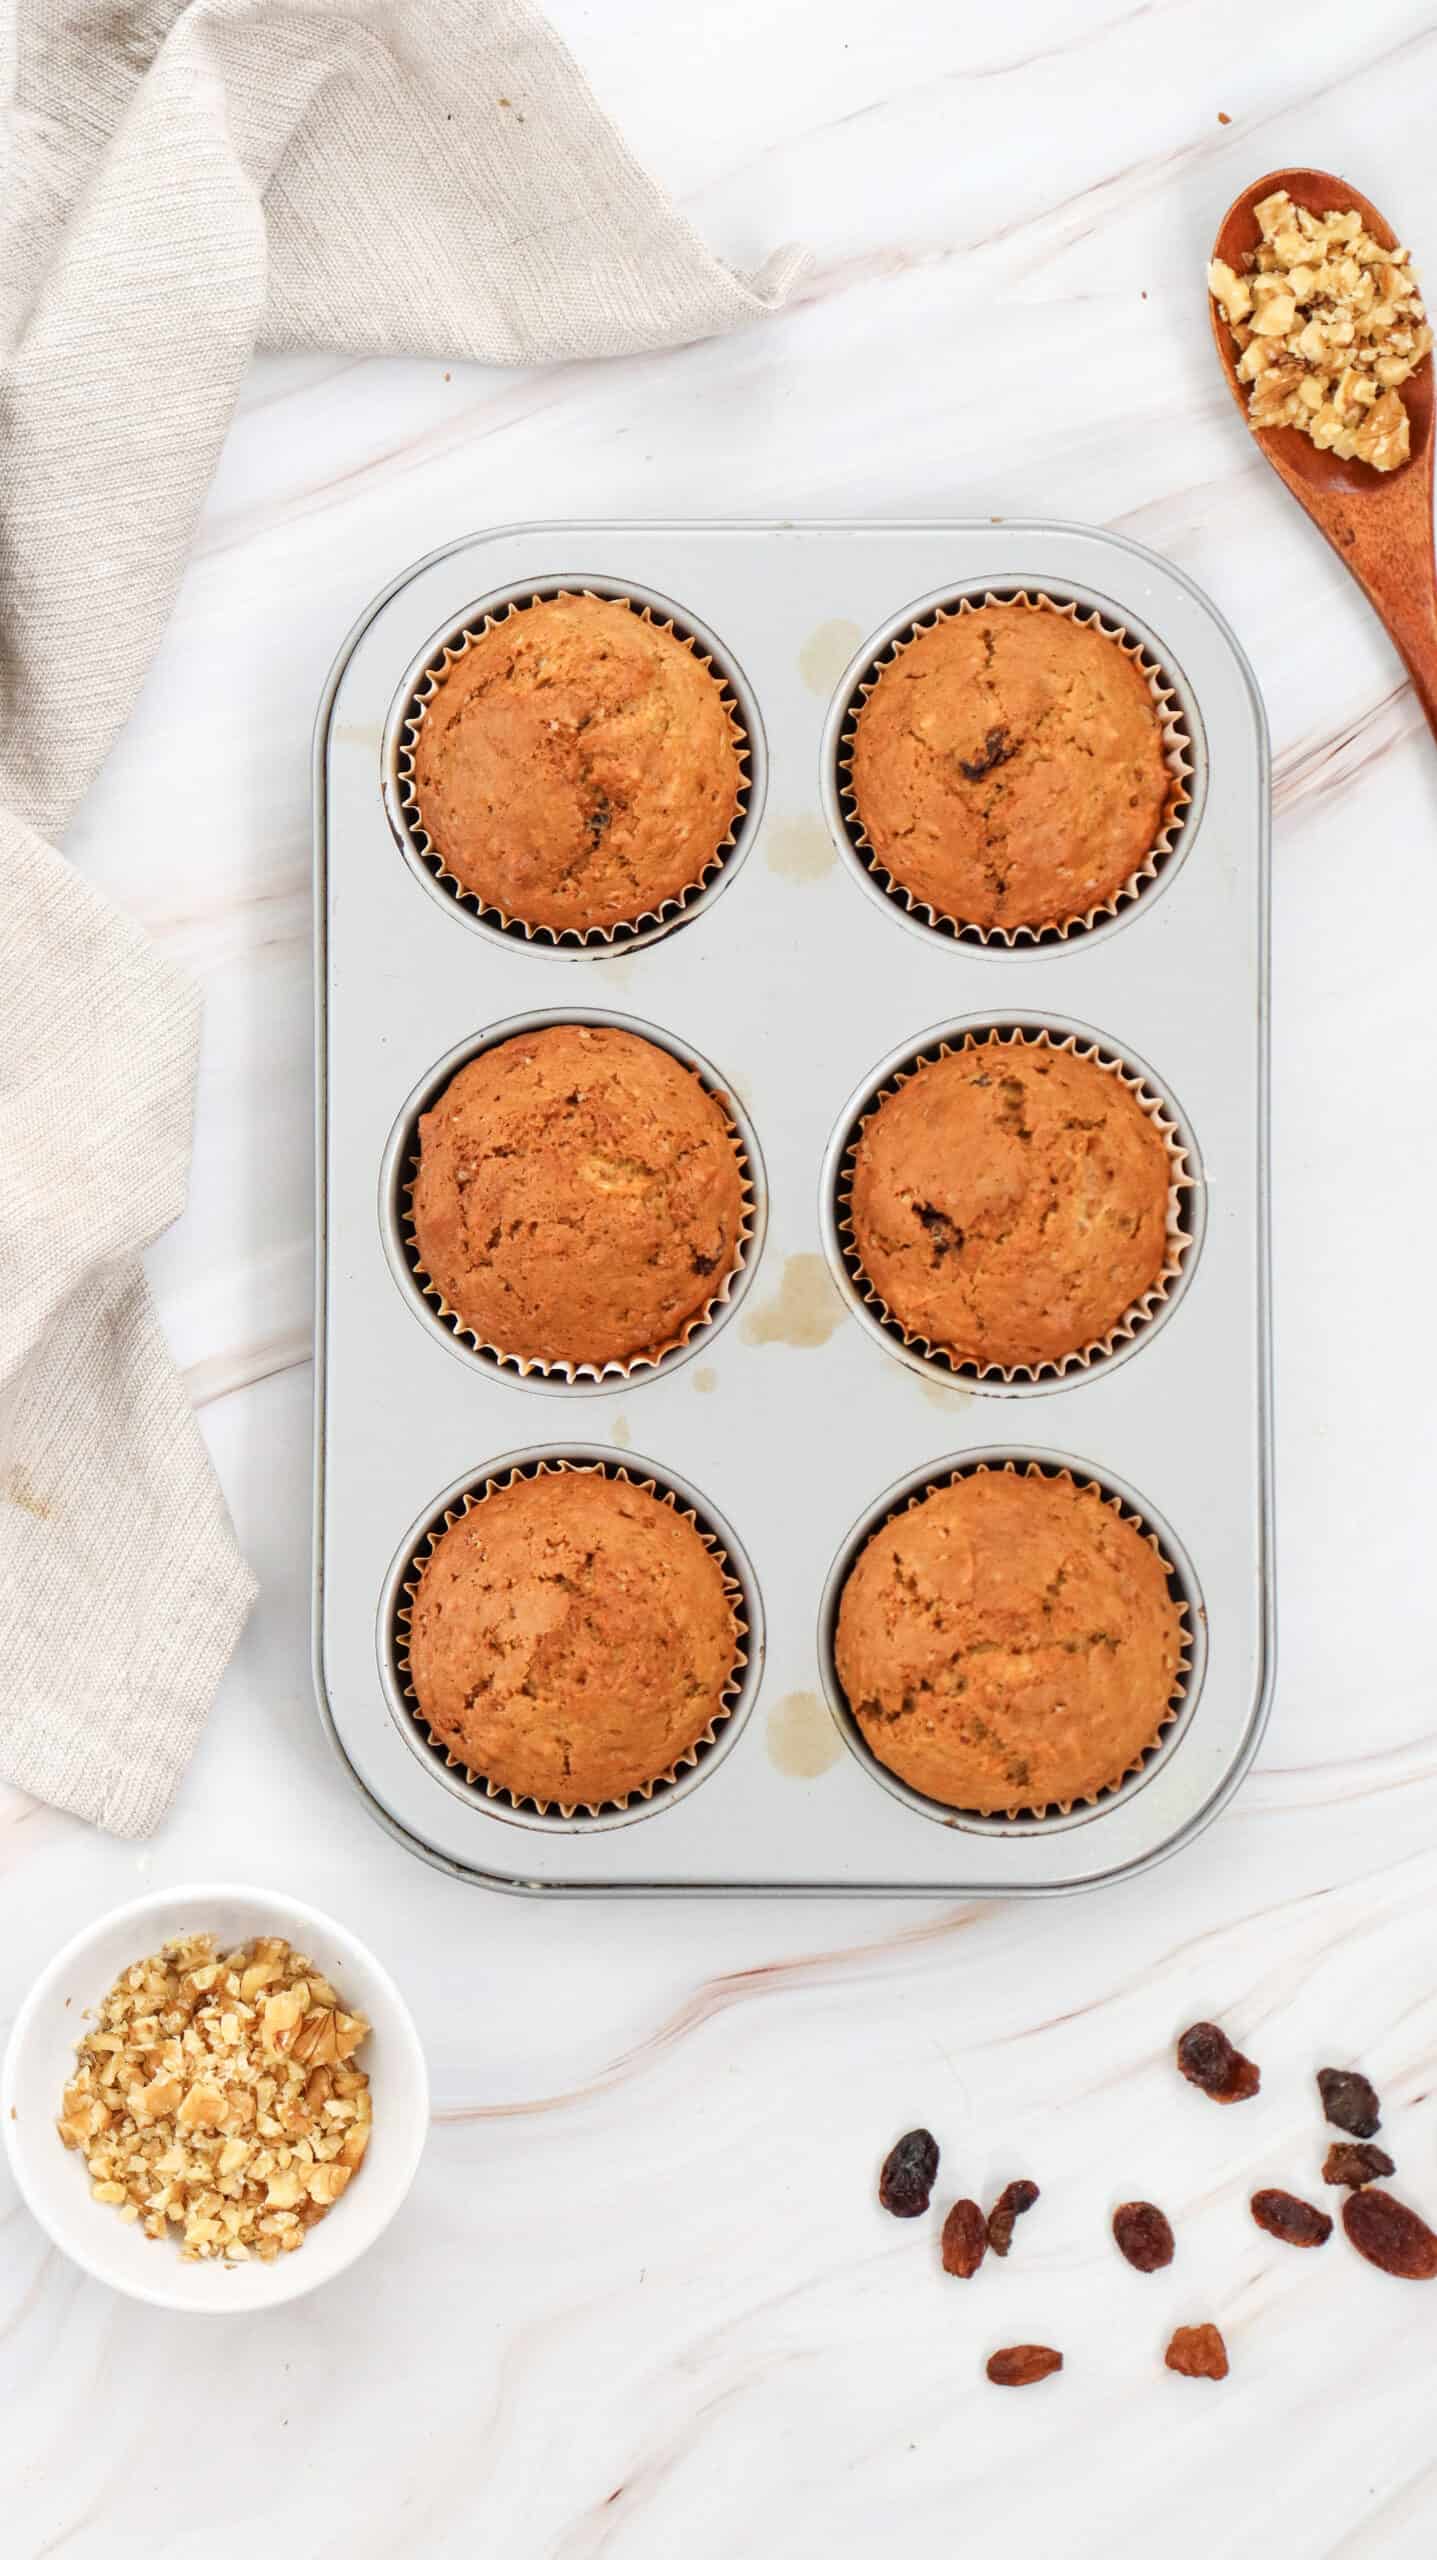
[[1317, 2067, 1382, 2139], [1165, 2322, 1228, 2380], [1342, 2187, 1437, 2280], [1176, 2020, 1260, 2103], [986, 2345, 1062, 2388], [941, 2199, 987, 2278], [987, 2178, 1039, 2256], [879, 2127, 939, 2217], [1322, 2141, 1395, 2189], [1250, 2188, 1333, 2247], [1112, 2200, 1175, 2271]]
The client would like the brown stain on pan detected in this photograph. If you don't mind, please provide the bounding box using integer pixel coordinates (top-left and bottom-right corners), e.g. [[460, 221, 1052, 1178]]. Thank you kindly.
[[767, 1690, 842, 1777], [764, 815, 836, 882], [741, 1253, 848, 1350], [799, 619, 864, 696]]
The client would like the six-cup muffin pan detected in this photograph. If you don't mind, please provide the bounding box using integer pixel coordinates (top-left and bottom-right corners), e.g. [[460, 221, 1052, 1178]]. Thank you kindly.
[[312, 520, 1274, 1894]]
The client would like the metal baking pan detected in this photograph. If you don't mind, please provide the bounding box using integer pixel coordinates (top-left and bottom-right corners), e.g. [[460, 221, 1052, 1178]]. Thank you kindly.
[[311, 519, 1273, 1894]]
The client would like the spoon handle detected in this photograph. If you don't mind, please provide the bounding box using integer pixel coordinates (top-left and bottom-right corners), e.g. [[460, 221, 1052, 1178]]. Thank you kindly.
[[1294, 456, 1437, 744]]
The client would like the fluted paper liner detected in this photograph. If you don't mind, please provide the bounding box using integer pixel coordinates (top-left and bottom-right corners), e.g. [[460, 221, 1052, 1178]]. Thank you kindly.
[[837, 590, 1193, 946], [835, 1026, 1193, 1383], [839, 1459, 1192, 1823], [396, 589, 751, 946], [400, 1048, 757, 1383], [394, 1458, 748, 1817]]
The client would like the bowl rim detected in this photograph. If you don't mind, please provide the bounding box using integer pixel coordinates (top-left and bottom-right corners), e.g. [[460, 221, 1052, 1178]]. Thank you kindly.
[[1, 1879, 430, 2314]]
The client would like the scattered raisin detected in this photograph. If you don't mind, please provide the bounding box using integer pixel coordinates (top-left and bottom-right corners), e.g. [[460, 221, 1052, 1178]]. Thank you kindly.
[[1317, 2067, 1382, 2139], [1177, 2020, 1260, 2103], [1113, 2200, 1175, 2271], [986, 2344, 1062, 2388], [1165, 2322, 1228, 2380], [879, 2127, 939, 2218], [941, 2199, 987, 2278], [1322, 2141, 1395, 2190], [1342, 2187, 1437, 2280], [987, 2178, 1039, 2257], [1250, 2188, 1332, 2248]]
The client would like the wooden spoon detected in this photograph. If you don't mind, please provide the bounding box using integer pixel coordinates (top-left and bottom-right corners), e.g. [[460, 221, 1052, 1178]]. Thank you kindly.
[[1209, 167, 1437, 738]]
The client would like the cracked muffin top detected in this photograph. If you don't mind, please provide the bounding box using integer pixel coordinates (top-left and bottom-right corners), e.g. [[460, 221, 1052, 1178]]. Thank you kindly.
[[835, 1468, 1185, 1814], [406, 593, 746, 936], [409, 1023, 747, 1370], [846, 604, 1173, 934], [405, 1468, 741, 1808], [845, 1036, 1175, 1372]]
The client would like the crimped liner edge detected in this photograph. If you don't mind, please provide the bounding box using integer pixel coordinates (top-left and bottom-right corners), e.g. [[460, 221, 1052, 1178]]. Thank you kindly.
[[836, 1026, 1194, 1383], [395, 1458, 748, 1818], [837, 590, 1193, 946], [397, 589, 750, 947], [838, 1458, 1193, 1824]]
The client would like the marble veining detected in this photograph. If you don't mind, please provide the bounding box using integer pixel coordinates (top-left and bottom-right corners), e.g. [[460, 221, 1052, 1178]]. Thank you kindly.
[[5, 1, 1437, 2551]]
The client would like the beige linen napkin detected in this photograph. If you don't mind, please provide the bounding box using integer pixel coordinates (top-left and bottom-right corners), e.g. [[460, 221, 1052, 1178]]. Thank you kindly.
[[0, 0, 802, 1836]]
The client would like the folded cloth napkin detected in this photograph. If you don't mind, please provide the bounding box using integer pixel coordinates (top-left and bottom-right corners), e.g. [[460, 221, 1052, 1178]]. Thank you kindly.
[[0, 0, 802, 1837]]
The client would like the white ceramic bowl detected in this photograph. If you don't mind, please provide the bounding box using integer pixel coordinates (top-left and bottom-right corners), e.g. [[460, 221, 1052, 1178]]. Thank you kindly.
[[2, 1882, 429, 2312]]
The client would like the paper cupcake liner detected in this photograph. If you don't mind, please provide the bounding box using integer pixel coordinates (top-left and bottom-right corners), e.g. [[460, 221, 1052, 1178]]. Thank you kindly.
[[393, 1458, 749, 1818], [841, 1458, 1193, 1824], [836, 1026, 1194, 1383], [399, 1054, 758, 1384], [836, 590, 1193, 947], [395, 589, 751, 948]]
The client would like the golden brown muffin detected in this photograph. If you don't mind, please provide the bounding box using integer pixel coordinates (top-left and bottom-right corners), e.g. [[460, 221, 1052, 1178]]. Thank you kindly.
[[404, 1468, 741, 1807], [835, 1468, 1185, 1814], [845, 1036, 1176, 1372], [406, 593, 745, 935], [409, 1023, 747, 1371], [847, 604, 1174, 934]]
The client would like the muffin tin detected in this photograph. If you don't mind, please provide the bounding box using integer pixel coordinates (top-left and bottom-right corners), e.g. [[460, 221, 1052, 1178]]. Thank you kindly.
[[312, 520, 1274, 1894]]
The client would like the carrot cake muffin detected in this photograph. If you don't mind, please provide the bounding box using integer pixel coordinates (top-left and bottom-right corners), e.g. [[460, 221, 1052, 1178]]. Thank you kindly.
[[847, 604, 1173, 934], [834, 1468, 1185, 1814], [409, 1023, 747, 1370], [404, 1468, 741, 1807], [845, 1036, 1175, 1372], [406, 592, 745, 935]]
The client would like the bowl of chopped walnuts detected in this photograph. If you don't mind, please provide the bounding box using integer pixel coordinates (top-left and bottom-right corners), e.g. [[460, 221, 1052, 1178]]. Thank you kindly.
[[1, 1883, 429, 2311]]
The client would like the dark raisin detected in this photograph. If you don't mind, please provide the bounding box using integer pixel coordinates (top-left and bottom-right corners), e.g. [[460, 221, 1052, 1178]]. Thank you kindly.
[[987, 2178, 1039, 2257], [1165, 2322, 1228, 2380], [1317, 2067, 1382, 2139], [1342, 2187, 1437, 2280], [1176, 2020, 1260, 2103], [1322, 2141, 1395, 2189], [879, 2127, 939, 2218], [1113, 2200, 1175, 2271], [1250, 2188, 1333, 2248], [941, 2199, 987, 2278], [958, 724, 1016, 783], [986, 2344, 1061, 2388]]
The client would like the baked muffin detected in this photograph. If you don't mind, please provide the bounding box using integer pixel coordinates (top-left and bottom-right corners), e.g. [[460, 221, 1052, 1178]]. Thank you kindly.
[[404, 1468, 741, 1808], [847, 603, 1174, 934], [835, 1468, 1185, 1814], [845, 1035, 1176, 1373], [405, 593, 745, 935], [409, 1023, 747, 1371]]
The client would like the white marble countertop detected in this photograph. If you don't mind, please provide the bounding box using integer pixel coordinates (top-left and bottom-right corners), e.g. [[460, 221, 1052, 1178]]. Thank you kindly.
[[5, 4, 1437, 2551]]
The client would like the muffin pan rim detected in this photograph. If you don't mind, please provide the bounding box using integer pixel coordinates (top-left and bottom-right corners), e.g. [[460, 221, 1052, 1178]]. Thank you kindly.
[[377, 1005, 770, 1395], [820, 577, 1207, 957], [816, 1008, 1206, 1396], [381, 576, 769, 960], [814, 1445, 1209, 1837], [314, 516, 1274, 1896], [374, 1445, 768, 1833]]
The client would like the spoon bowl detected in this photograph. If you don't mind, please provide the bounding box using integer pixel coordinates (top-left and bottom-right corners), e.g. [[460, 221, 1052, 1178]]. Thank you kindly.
[[1209, 166, 1437, 734]]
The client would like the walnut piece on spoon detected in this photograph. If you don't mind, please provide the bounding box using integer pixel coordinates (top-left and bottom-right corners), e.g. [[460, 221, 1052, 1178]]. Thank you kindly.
[[1209, 188, 1431, 470]]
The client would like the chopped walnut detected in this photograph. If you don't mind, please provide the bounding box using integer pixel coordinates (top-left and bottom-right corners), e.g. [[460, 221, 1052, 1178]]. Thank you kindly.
[[1209, 190, 1430, 470], [56, 1934, 371, 2265]]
